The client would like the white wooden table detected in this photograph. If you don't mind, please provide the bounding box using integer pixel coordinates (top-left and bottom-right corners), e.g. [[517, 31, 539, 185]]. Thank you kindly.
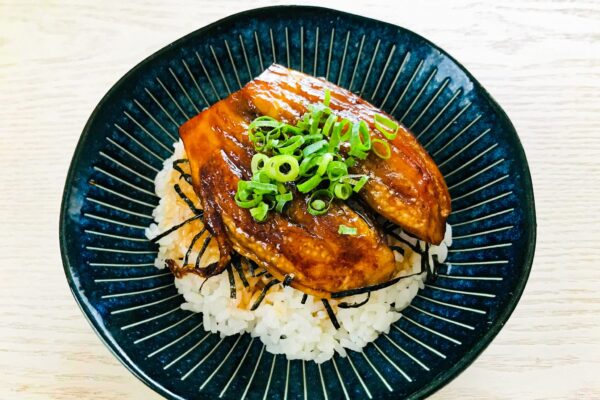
[[1, 0, 599, 398]]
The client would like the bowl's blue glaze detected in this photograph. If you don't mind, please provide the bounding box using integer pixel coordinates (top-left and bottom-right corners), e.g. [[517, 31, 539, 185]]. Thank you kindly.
[[60, 6, 536, 400]]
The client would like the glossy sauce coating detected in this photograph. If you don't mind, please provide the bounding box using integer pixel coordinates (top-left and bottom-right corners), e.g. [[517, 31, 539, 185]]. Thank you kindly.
[[243, 64, 451, 244], [180, 91, 398, 298]]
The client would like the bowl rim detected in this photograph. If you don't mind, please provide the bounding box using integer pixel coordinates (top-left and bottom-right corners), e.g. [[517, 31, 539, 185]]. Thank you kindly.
[[59, 5, 537, 400]]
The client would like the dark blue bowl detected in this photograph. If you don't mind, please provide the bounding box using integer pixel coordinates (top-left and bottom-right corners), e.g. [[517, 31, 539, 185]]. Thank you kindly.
[[60, 6, 536, 400]]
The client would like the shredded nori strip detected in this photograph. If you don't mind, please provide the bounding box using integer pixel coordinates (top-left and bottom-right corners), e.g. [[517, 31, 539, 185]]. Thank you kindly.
[[198, 275, 213, 293], [183, 227, 207, 265], [247, 259, 257, 277], [232, 259, 249, 288], [194, 234, 213, 269], [321, 299, 340, 329], [282, 274, 295, 286], [174, 183, 202, 215], [330, 271, 425, 298], [250, 279, 280, 311], [226, 265, 236, 299], [420, 244, 429, 273], [390, 245, 405, 256], [382, 221, 397, 232], [254, 269, 269, 278], [173, 159, 192, 184], [330, 245, 441, 299], [419, 244, 439, 282], [338, 292, 371, 309], [301, 294, 308, 304], [427, 254, 439, 283], [387, 231, 422, 254], [150, 214, 203, 243]]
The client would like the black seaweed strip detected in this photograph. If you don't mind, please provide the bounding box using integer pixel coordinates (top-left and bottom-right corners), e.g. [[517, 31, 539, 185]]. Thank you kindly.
[[250, 279, 280, 311], [321, 299, 340, 329], [254, 269, 268, 277], [226, 265, 236, 299], [232, 259, 249, 287], [338, 292, 371, 308], [149, 214, 203, 243], [194, 234, 213, 269], [282, 274, 295, 286], [183, 227, 207, 265], [172, 159, 192, 184], [390, 245, 405, 255], [174, 184, 202, 215], [247, 259, 257, 277], [331, 271, 424, 298], [387, 231, 422, 254]]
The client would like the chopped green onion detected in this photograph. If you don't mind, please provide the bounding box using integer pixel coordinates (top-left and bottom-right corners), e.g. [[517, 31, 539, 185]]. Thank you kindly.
[[372, 139, 391, 159], [312, 199, 326, 210], [249, 116, 281, 128], [250, 201, 269, 222], [276, 182, 287, 194], [338, 225, 357, 235], [308, 189, 333, 215], [275, 192, 293, 212], [322, 113, 337, 137], [316, 153, 334, 176], [323, 88, 331, 106], [235, 89, 397, 222], [303, 140, 328, 157], [252, 170, 272, 183], [327, 161, 348, 181], [348, 148, 369, 160], [345, 157, 357, 167], [310, 110, 324, 135], [251, 153, 269, 173], [350, 120, 371, 150], [348, 120, 371, 159], [276, 135, 305, 155], [234, 189, 263, 208], [245, 181, 278, 194], [333, 182, 352, 200], [297, 174, 323, 193], [302, 135, 323, 146], [299, 155, 321, 177], [282, 124, 304, 136], [265, 155, 300, 182], [374, 113, 399, 140], [334, 119, 353, 142], [353, 175, 369, 192]]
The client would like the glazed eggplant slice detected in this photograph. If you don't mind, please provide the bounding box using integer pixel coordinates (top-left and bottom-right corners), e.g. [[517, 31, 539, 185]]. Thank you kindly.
[[241, 64, 451, 244]]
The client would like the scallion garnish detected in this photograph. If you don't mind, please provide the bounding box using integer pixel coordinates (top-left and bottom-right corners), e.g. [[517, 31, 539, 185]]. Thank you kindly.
[[250, 201, 269, 221], [308, 189, 333, 215], [332, 182, 352, 200], [372, 139, 392, 160], [297, 174, 323, 193], [338, 225, 357, 235], [374, 113, 399, 140], [353, 175, 370, 192], [235, 89, 399, 221], [323, 88, 331, 106], [251, 153, 269, 173], [265, 155, 300, 182]]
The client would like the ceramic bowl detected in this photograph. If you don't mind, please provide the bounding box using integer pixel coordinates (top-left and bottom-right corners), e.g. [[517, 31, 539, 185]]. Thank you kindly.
[[60, 6, 536, 399]]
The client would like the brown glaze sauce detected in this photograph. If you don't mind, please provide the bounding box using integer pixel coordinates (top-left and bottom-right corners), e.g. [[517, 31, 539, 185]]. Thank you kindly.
[[179, 64, 451, 298]]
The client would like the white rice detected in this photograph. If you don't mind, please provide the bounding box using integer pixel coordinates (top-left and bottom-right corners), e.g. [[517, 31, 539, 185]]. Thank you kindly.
[[146, 141, 452, 363]]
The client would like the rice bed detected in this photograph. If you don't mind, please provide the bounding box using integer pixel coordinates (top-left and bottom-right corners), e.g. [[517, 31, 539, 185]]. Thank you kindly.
[[145, 141, 452, 363]]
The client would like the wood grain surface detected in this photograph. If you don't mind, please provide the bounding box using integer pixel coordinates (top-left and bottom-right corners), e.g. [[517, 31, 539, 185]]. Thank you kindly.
[[1, 0, 599, 398]]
